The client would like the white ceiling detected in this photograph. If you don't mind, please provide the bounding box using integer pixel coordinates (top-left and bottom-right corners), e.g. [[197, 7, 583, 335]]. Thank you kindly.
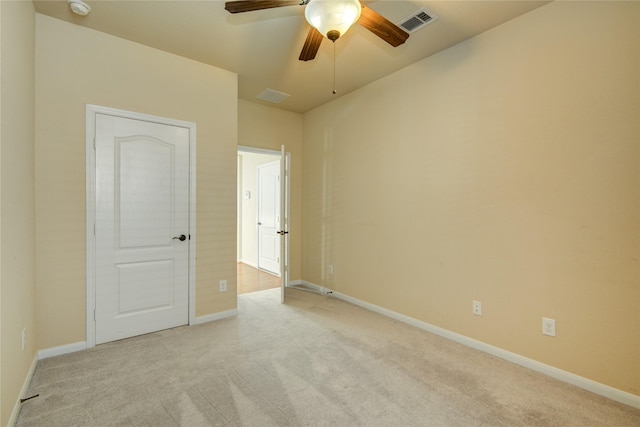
[[33, 0, 549, 114]]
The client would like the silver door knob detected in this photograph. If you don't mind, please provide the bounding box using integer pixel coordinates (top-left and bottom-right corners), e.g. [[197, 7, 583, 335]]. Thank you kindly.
[[173, 234, 187, 241]]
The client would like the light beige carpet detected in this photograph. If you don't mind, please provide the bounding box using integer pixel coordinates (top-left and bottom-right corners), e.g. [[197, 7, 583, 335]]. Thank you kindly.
[[16, 287, 640, 426]]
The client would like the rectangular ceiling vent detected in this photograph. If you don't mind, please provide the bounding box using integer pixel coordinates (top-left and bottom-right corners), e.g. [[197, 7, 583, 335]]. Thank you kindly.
[[397, 8, 438, 34], [256, 88, 290, 104]]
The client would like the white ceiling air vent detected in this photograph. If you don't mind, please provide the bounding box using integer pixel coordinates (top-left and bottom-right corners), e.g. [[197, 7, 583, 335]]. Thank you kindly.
[[256, 88, 290, 104], [397, 7, 438, 34]]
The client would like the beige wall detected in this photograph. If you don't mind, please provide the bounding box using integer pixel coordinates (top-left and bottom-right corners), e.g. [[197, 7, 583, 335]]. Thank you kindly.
[[0, 1, 37, 424], [302, 1, 639, 396], [238, 100, 303, 280], [35, 14, 238, 349]]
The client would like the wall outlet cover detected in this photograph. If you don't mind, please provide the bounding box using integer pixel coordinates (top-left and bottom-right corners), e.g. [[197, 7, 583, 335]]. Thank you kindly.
[[472, 300, 482, 316], [542, 317, 556, 337]]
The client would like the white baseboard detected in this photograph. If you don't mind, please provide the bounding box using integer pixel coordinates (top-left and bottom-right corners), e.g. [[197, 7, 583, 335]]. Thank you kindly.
[[35, 309, 239, 361], [238, 259, 257, 269], [288, 279, 306, 287], [36, 310, 240, 359], [194, 309, 238, 325], [296, 280, 640, 410], [8, 354, 38, 426], [38, 341, 87, 360], [288, 280, 330, 293]]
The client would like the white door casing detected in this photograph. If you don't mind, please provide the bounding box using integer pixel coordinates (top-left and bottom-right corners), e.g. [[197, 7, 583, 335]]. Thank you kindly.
[[257, 160, 281, 275], [86, 105, 196, 347], [236, 145, 290, 303]]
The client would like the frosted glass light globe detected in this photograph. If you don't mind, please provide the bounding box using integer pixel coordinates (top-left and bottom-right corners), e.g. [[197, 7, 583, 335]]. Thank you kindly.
[[305, 0, 362, 40]]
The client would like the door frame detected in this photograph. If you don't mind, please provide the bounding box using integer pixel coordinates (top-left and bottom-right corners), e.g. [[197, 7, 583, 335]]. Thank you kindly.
[[237, 145, 291, 299], [85, 104, 197, 348]]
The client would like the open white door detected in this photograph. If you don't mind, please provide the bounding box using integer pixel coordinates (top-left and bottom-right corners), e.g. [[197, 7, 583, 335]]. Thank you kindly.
[[279, 145, 290, 303]]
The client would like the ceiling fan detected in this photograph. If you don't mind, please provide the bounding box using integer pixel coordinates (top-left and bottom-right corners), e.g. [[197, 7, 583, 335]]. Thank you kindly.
[[224, 0, 409, 61]]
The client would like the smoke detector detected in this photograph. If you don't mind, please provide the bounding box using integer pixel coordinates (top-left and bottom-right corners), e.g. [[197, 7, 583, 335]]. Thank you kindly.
[[68, 0, 91, 16]]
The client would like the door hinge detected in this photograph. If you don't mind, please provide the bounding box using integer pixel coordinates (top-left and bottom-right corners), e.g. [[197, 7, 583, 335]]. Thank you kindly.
[[93, 309, 96, 321], [93, 138, 96, 150], [93, 223, 96, 235]]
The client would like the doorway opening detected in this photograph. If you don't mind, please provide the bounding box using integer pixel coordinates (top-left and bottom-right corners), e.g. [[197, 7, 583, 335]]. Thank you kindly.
[[237, 147, 283, 295]]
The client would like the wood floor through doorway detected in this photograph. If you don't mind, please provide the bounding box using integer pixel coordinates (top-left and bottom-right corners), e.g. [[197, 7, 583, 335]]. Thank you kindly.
[[237, 262, 280, 295]]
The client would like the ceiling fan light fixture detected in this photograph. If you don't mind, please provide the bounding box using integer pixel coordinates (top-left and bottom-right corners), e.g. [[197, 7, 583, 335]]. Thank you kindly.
[[304, 0, 361, 41]]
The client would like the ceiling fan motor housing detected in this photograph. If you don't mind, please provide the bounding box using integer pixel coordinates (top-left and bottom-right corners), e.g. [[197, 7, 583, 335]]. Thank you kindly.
[[327, 30, 340, 41]]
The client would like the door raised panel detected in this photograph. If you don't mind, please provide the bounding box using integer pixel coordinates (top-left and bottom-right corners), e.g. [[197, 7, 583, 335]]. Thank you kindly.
[[260, 174, 277, 228], [117, 136, 175, 249], [116, 260, 174, 316], [262, 235, 278, 261]]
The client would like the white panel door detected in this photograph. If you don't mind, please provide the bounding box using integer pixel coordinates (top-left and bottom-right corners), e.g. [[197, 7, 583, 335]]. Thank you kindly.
[[280, 145, 290, 303], [257, 160, 281, 275], [95, 113, 189, 344]]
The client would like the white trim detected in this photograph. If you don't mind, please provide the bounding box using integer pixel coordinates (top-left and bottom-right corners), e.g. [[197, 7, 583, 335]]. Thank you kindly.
[[85, 106, 97, 348], [238, 259, 258, 269], [237, 145, 291, 303], [237, 145, 281, 156], [287, 280, 331, 295], [36, 309, 236, 360], [85, 104, 196, 348], [194, 309, 238, 325], [296, 280, 640, 410], [38, 341, 88, 360], [188, 116, 197, 327], [8, 355, 38, 427]]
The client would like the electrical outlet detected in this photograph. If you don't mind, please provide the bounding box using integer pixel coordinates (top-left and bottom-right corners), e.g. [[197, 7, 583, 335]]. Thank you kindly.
[[542, 317, 556, 337], [219, 280, 227, 292], [328, 264, 334, 275], [21, 328, 26, 351], [472, 300, 482, 316]]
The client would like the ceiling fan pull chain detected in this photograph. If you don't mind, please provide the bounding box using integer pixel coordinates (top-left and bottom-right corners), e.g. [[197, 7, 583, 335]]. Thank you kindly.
[[333, 42, 337, 95]]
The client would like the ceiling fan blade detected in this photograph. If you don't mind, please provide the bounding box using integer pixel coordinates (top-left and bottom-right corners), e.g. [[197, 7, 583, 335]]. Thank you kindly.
[[357, 5, 409, 47], [299, 27, 323, 61], [225, 1, 301, 14]]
